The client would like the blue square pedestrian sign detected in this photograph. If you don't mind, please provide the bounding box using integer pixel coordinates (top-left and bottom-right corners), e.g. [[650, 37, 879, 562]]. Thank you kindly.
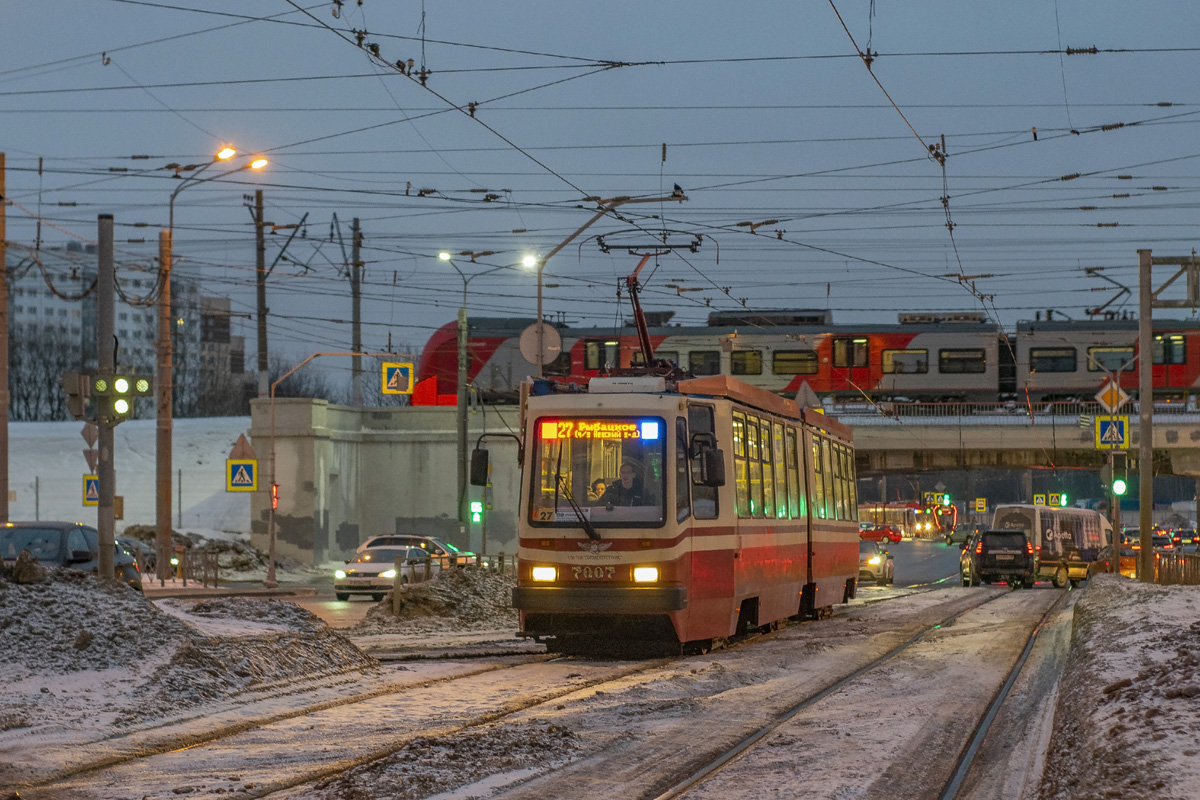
[[227, 459, 258, 492], [382, 362, 414, 395], [83, 474, 99, 507], [1095, 416, 1129, 450]]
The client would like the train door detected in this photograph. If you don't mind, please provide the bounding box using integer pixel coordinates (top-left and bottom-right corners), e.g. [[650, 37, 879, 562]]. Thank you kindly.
[[1153, 333, 1187, 396], [830, 337, 869, 395], [582, 339, 619, 375]]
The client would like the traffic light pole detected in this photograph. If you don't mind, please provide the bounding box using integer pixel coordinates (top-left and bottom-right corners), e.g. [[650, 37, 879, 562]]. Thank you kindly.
[[97, 215, 116, 580]]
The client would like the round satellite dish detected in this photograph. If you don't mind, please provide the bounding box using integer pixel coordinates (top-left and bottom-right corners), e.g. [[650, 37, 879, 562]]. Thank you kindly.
[[519, 322, 562, 366]]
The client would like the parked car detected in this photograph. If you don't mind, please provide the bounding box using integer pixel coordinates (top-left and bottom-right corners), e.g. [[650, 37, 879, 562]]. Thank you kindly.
[[0, 521, 142, 592], [334, 546, 444, 601], [859, 523, 901, 544], [1087, 544, 1137, 579], [858, 539, 894, 585], [356, 535, 477, 565], [946, 522, 981, 547], [961, 529, 1037, 589]]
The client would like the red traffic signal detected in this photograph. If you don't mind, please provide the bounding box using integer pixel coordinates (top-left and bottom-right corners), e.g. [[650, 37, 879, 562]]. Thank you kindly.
[[270, 484, 279, 510]]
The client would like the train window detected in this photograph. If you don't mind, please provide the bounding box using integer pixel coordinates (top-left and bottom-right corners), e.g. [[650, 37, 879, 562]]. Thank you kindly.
[[1030, 347, 1077, 373], [732, 413, 750, 518], [938, 349, 986, 374], [675, 418, 691, 524], [1087, 346, 1135, 372], [811, 436, 827, 519], [688, 405, 719, 519], [731, 350, 763, 375], [544, 350, 573, 376], [1154, 334, 1186, 365], [773, 350, 819, 375], [657, 350, 679, 367], [832, 338, 869, 369], [786, 429, 804, 519], [747, 416, 764, 517], [530, 416, 666, 528], [772, 423, 788, 520], [689, 351, 721, 375], [760, 420, 776, 519], [882, 349, 928, 374]]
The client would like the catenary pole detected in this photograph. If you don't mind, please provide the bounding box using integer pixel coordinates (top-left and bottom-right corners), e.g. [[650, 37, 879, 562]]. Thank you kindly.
[[1138, 249, 1153, 581], [256, 189, 268, 397], [0, 153, 8, 523], [156, 228, 172, 581], [351, 218, 363, 408], [97, 215, 116, 579]]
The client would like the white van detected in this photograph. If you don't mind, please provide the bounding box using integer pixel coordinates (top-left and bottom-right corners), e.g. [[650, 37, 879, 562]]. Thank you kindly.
[[990, 504, 1112, 588]]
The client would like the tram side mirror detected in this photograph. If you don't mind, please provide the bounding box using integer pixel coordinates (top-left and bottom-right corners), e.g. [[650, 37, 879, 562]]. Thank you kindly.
[[699, 448, 726, 487], [470, 448, 489, 486]]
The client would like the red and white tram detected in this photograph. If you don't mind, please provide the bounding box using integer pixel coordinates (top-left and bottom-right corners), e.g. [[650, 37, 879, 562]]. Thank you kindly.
[[491, 373, 860, 654]]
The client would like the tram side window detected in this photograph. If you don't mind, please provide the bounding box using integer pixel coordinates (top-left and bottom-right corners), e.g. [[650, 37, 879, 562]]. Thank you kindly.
[[1154, 334, 1186, 365], [747, 416, 764, 518], [675, 418, 691, 524], [846, 447, 859, 520], [831, 442, 845, 520], [786, 429, 805, 518], [690, 351, 721, 375], [732, 413, 750, 517], [820, 437, 835, 520], [938, 349, 986, 374], [772, 423, 788, 520], [732, 350, 763, 375], [811, 436, 827, 519], [773, 350, 818, 375], [760, 420, 776, 519], [687, 405, 719, 519]]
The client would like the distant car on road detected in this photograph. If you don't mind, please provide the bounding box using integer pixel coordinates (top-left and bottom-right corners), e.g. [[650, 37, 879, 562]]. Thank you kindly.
[[335, 546, 444, 601], [1087, 544, 1137, 579], [946, 522, 980, 547], [355, 535, 477, 565], [858, 539, 894, 585], [961, 529, 1037, 589], [859, 523, 901, 544], [0, 521, 142, 592]]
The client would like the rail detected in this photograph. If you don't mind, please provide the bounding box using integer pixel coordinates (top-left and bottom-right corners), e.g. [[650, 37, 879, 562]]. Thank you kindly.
[[827, 399, 1200, 425]]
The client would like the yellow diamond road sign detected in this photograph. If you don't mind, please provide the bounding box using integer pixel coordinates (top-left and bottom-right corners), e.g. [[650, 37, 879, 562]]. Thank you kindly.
[[1095, 382, 1130, 414]]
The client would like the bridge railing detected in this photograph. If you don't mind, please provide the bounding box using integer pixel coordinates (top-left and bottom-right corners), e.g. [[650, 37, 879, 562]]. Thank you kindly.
[[828, 400, 1200, 425], [1143, 551, 1200, 585]]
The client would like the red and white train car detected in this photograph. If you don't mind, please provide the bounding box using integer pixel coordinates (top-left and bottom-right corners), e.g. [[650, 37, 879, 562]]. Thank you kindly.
[[505, 373, 860, 654]]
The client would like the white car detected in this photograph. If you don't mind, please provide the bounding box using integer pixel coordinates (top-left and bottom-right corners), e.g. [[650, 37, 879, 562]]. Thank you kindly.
[[334, 546, 443, 601], [354, 535, 477, 565]]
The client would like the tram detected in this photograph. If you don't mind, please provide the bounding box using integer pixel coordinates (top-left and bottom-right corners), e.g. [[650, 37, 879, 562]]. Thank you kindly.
[[474, 372, 860, 654]]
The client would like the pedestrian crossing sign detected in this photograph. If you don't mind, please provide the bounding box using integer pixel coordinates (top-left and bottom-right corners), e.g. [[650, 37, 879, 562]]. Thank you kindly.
[[382, 362, 414, 395], [1095, 416, 1130, 450], [227, 459, 258, 492], [83, 474, 99, 507]]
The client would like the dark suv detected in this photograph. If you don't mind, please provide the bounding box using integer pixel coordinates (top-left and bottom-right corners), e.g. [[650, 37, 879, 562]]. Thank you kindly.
[[961, 529, 1037, 589]]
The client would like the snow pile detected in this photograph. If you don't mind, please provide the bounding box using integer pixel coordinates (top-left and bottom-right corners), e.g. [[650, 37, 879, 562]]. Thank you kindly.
[[351, 566, 519, 634], [1040, 575, 1200, 800], [0, 566, 378, 765]]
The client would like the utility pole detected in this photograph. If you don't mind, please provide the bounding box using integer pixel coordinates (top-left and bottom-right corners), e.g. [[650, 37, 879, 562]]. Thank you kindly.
[[255, 189, 268, 397], [0, 152, 8, 524], [350, 218, 363, 408], [97, 215, 116, 579], [156, 228, 172, 581]]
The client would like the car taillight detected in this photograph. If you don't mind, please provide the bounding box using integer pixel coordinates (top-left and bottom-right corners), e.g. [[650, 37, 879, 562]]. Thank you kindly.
[[975, 541, 982, 554], [1026, 542, 1034, 554]]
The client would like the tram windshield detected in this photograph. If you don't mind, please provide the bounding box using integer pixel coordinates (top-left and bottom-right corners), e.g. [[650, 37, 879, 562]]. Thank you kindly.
[[531, 416, 666, 527]]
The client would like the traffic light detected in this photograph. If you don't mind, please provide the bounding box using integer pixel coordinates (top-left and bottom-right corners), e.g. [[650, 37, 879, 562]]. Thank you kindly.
[[941, 493, 951, 507], [91, 372, 152, 426], [61, 371, 90, 420], [1113, 478, 1128, 496], [470, 500, 483, 524], [1059, 493, 1068, 507], [271, 484, 279, 510]]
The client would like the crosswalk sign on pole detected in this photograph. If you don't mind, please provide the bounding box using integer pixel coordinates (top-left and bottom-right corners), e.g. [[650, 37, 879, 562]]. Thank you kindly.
[[382, 362, 414, 395], [226, 459, 258, 492], [1033, 494, 1046, 506], [83, 474, 99, 507], [1095, 415, 1130, 450]]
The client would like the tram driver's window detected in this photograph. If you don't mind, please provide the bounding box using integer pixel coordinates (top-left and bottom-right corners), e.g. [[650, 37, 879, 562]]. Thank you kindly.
[[688, 405, 719, 519]]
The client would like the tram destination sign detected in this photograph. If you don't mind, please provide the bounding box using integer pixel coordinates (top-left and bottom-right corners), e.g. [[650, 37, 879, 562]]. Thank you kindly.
[[539, 419, 661, 441]]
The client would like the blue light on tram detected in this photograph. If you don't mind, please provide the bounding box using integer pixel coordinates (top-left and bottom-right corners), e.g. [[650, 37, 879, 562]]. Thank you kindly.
[[640, 421, 660, 440]]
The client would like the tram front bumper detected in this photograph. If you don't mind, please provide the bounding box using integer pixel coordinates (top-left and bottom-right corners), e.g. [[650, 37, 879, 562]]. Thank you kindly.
[[513, 585, 687, 614]]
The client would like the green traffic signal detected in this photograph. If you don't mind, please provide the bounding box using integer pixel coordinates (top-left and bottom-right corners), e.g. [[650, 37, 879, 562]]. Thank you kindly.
[[470, 500, 483, 523], [1112, 478, 1127, 496]]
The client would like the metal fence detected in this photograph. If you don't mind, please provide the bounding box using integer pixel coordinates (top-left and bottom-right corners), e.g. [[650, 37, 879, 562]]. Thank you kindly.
[[1144, 551, 1200, 585], [829, 400, 1200, 425]]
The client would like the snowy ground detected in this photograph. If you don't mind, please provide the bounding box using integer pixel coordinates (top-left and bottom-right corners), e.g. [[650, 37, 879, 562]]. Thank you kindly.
[[1, 563, 1198, 798]]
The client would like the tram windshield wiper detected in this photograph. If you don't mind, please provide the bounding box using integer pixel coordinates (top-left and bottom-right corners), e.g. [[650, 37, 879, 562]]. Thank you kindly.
[[557, 475, 602, 541]]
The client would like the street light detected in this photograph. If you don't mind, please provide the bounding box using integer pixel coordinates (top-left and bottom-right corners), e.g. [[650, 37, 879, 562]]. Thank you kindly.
[[438, 252, 509, 541], [158, 149, 267, 583], [526, 193, 686, 377]]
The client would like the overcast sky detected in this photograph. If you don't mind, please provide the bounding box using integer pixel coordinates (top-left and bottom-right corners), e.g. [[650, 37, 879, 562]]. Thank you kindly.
[[4, 1, 1200, 373]]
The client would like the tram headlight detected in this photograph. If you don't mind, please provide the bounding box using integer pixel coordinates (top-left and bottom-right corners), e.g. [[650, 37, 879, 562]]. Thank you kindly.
[[531, 566, 558, 582], [633, 567, 659, 583]]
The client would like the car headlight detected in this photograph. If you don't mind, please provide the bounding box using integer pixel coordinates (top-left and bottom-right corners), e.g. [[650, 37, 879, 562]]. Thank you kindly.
[[868, 556, 881, 565], [335, 570, 346, 579], [633, 567, 659, 583], [380, 569, 396, 579], [531, 566, 557, 582]]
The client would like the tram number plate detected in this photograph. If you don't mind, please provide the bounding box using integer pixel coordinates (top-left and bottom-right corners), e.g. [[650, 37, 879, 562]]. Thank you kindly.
[[572, 566, 616, 580]]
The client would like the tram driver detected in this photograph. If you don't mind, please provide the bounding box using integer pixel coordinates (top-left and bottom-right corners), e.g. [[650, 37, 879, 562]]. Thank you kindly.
[[597, 462, 646, 507]]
